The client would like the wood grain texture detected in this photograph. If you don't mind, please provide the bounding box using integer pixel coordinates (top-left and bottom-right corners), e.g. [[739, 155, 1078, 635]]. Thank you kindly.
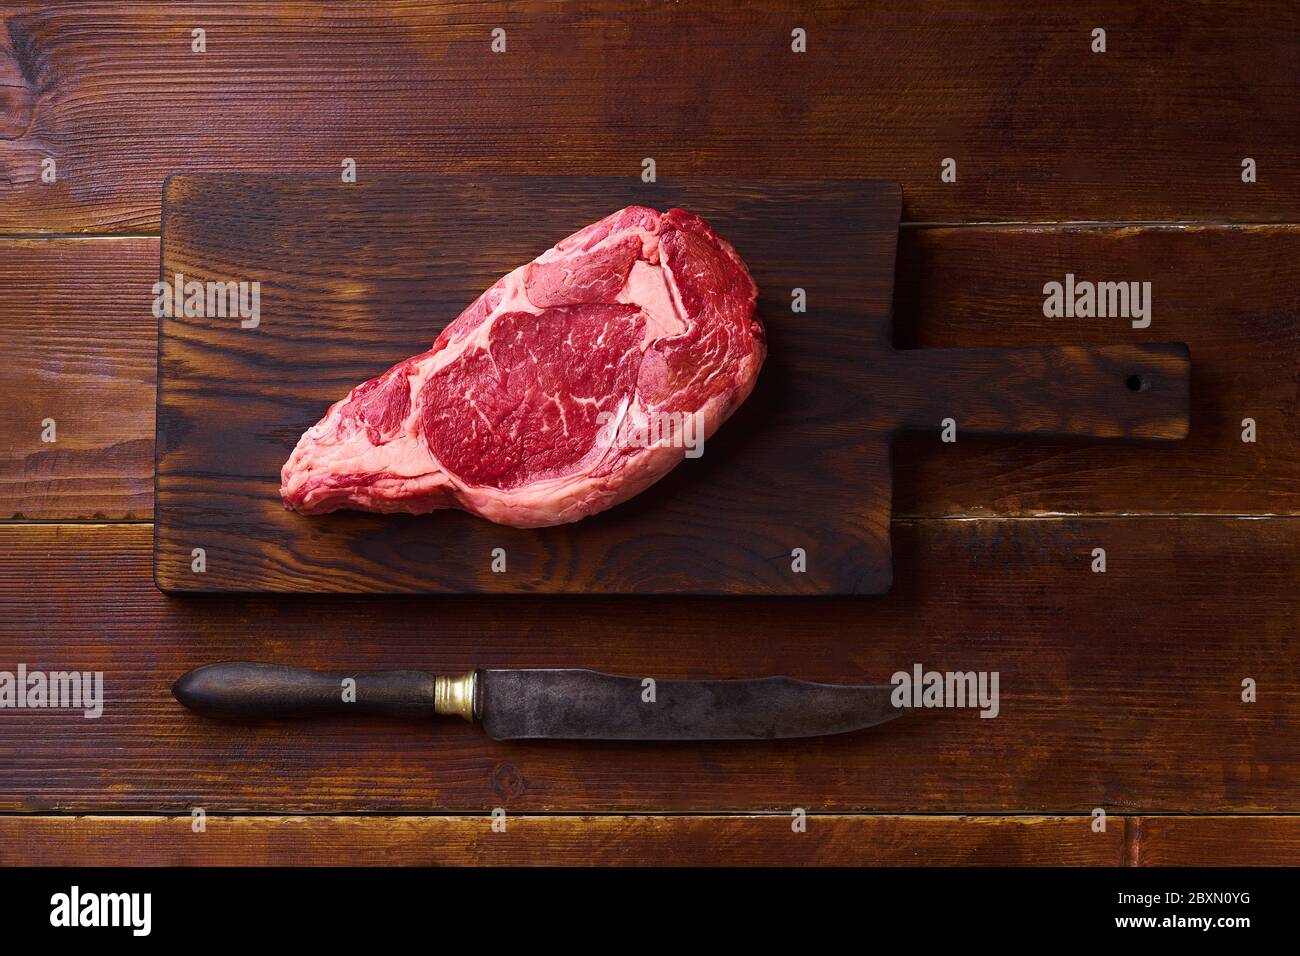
[[2, 1, 1299, 232], [9, 814, 1293, 866], [4, 224, 1292, 523], [892, 224, 1300, 517], [2, 0, 1293, 865], [155, 175, 1186, 595], [0, 239, 157, 520], [157, 175, 902, 595], [892, 344, 1188, 438], [1132, 816, 1300, 866], [2, 519, 1296, 813], [0, 814, 1122, 866]]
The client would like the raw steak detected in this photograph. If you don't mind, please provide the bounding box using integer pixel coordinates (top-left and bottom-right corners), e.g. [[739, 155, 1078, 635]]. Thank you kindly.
[[280, 206, 764, 527]]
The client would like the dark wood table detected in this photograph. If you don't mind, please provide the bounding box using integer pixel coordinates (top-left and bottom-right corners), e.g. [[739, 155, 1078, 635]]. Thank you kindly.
[[1, 1, 1296, 866]]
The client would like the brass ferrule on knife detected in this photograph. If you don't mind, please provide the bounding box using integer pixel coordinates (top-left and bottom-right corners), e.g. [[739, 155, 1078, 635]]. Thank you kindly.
[[434, 670, 478, 722]]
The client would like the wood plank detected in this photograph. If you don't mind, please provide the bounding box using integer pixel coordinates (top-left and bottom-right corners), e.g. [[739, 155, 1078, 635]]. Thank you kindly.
[[1132, 816, 1300, 866], [0, 814, 1122, 866], [153, 175, 1187, 595], [1, 519, 1296, 812], [1, 1, 1298, 232], [5, 224, 1296, 521], [0, 239, 157, 520], [11, 813, 1291, 866]]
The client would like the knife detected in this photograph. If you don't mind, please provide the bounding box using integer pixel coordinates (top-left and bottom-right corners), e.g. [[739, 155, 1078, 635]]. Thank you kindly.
[[172, 662, 902, 740]]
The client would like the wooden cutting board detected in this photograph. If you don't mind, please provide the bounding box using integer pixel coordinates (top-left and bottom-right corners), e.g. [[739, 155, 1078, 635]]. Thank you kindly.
[[154, 176, 1189, 594]]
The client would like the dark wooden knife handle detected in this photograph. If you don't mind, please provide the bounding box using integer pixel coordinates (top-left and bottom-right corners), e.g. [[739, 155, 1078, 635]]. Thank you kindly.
[[172, 662, 477, 722], [889, 343, 1191, 440]]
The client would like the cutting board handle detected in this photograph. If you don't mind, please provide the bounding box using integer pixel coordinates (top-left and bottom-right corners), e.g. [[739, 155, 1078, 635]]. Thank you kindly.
[[889, 343, 1190, 440]]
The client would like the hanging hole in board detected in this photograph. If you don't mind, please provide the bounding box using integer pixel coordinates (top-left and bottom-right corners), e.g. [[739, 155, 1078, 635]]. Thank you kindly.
[[1125, 374, 1147, 392]]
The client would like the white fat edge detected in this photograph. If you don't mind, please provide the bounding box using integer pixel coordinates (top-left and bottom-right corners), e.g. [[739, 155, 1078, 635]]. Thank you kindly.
[[530, 211, 661, 266], [592, 392, 632, 458], [652, 244, 691, 343], [288, 429, 435, 482], [619, 259, 686, 343]]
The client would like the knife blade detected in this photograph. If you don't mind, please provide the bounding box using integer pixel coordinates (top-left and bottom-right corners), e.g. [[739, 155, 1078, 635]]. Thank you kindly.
[[172, 662, 902, 741]]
